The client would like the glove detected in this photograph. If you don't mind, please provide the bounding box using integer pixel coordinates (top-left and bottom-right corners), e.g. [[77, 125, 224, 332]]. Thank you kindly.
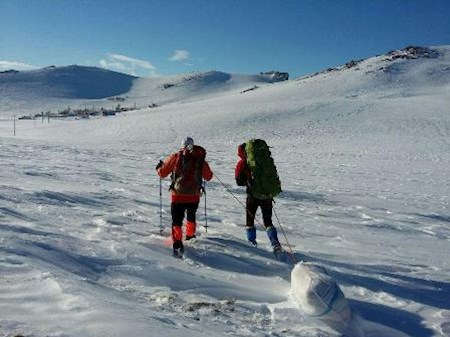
[[156, 160, 164, 170], [246, 227, 257, 246]]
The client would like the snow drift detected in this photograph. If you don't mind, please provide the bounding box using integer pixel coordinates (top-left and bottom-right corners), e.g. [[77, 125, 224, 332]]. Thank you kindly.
[[291, 262, 352, 334]]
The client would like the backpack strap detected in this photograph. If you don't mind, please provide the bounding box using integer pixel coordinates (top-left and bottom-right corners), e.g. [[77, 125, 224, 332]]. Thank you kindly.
[[193, 146, 206, 192], [169, 150, 184, 191]]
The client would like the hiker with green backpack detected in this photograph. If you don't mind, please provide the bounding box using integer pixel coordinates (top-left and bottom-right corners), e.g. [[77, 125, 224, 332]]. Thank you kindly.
[[235, 139, 282, 254]]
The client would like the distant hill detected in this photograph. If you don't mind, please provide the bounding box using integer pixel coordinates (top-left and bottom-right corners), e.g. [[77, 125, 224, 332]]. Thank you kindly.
[[0, 66, 289, 115], [0, 65, 136, 99], [1, 45, 449, 117]]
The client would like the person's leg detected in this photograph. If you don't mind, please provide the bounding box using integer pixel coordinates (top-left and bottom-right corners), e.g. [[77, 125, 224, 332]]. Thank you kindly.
[[185, 202, 199, 240], [171, 203, 186, 254], [246, 195, 258, 245], [260, 198, 273, 228], [260, 199, 280, 249]]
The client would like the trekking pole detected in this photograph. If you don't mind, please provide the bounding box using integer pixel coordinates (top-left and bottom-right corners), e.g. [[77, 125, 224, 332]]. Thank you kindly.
[[159, 176, 163, 236], [203, 179, 208, 233], [213, 172, 297, 265], [213, 173, 265, 228], [273, 207, 297, 265]]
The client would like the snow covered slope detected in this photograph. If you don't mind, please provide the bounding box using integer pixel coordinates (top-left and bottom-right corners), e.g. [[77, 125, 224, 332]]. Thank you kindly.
[[0, 46, 449, 337], [0, 66, 136, 115], [0, 66, 286, 116], [0, 65, 136, 99]]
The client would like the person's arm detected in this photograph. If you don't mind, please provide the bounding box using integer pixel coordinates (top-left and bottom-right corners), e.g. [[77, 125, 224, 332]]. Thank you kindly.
[[202, 161, 213, 181], [156, 153, 177, 178], [235, 159, 247, 186]]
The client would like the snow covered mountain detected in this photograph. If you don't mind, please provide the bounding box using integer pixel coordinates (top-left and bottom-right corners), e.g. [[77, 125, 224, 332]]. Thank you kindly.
[[0, 65, 137, 99], [0, 65, 288, 116], [0, 46, 449, 337]]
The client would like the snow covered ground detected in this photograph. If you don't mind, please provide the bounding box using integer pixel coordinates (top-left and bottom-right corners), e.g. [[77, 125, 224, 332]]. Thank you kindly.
[[0, 46, 449, 336]]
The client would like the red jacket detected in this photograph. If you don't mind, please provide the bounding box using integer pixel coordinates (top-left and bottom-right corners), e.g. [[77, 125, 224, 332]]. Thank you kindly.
[[235, 143, 251, 188], [157, 149, 213, 203]]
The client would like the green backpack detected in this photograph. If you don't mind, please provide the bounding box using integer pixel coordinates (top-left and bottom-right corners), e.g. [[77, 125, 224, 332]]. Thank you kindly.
[[245, 139, 282, 199]]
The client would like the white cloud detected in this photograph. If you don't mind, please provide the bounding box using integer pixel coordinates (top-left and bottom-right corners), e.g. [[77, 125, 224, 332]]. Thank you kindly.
[[0, 61, 38, 71], [169, 50, 190, 62], [99, 59, 127, 71], [108, 54, 155, 70], [99, 53, 155, 76]]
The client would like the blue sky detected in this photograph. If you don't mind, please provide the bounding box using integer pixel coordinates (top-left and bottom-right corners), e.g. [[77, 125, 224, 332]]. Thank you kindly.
[[1, 0, 449, 78]]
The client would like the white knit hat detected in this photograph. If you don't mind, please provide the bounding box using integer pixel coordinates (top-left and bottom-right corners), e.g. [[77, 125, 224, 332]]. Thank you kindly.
[[182, 137, 194, 149]]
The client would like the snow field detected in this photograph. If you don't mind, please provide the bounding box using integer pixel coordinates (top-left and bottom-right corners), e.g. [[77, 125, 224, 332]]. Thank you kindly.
[[1, 46, 450, 336]]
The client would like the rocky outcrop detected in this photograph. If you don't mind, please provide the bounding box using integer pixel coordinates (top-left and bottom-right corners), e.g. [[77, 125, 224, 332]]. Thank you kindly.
[[260, 71, 289, 82], [385, 46, 440, 61]]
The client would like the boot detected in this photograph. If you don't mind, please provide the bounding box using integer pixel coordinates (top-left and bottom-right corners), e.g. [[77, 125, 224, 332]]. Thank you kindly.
[[172, 225, 184, 258], [246, 226, 257, 246], [266, 226, 281, 251], [173, 240, 184, 258]]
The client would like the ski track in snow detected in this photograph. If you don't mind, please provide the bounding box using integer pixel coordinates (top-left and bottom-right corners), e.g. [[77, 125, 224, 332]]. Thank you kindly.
[[1, 47, 450, 336]]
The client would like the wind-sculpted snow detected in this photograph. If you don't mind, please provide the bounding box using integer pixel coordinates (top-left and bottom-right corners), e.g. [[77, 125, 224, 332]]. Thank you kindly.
[[1, 46, 450, 336]]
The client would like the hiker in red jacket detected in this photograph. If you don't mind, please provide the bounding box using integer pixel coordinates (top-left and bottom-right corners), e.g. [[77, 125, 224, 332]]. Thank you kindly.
[[156, 137, 213, 257]]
